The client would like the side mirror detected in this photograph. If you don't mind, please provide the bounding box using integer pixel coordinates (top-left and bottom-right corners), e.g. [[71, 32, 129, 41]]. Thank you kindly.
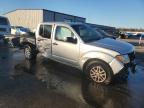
[[67, 37, 77, 44]]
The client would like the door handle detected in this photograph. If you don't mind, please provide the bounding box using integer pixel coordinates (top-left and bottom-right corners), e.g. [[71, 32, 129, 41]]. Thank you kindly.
[[53, 42, 58, 45]]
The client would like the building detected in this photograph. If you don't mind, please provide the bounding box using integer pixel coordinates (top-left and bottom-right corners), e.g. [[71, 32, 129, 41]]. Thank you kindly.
[[4, 9, 86, 31]]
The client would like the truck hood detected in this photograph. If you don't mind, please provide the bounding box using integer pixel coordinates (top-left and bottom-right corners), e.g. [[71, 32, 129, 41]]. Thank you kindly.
[[88, 38, 134, 54]]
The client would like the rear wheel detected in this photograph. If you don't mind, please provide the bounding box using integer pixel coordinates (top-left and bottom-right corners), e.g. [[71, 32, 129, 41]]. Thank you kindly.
[[24, 45, 37, 60], [85, 60, 113, 84]]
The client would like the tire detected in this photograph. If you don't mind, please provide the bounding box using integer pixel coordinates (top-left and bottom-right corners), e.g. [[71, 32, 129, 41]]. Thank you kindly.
[[24, 44, 37, 60], [85, 60, 113, 84]]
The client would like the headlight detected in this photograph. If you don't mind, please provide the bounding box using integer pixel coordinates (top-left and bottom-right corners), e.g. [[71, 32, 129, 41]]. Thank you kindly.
[[116, 55, 130, 64]]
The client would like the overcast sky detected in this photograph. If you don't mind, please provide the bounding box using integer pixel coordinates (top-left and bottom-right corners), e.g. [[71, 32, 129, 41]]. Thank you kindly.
[[0, 0, 144, 28]]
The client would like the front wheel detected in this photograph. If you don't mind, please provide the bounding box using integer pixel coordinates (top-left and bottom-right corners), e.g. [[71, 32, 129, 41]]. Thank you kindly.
[[85, 60, 113, 84]]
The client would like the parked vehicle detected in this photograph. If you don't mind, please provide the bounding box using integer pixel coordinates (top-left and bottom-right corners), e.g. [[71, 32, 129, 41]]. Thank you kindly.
[[118, 32, 128, 39], [137, 33, 143, 38], [139, 34, 144, 46], [119, 32, 141, 39], [0, 16, 11, 40], [21, 22, 135, 84], [11, 26, 30, 36]]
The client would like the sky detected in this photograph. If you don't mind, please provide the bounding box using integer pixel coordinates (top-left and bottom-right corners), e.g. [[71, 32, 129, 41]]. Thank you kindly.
[[0, 0, 144, 28]]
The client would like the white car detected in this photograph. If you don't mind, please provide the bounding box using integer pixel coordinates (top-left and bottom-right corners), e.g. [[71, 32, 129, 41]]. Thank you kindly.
[[0, 16, 11, 40], [11, 26, 29, 36]]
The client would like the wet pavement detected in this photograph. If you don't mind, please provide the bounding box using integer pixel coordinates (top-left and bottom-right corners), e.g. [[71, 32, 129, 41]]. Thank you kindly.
[[0, 41, 144, 108]]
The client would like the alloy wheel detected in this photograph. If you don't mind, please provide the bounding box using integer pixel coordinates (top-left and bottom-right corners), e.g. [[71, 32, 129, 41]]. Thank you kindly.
[[90, 66, 107, 83]]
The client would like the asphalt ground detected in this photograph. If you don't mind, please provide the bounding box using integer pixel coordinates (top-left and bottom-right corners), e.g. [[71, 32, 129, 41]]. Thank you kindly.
[[0, 39, 144, 108]]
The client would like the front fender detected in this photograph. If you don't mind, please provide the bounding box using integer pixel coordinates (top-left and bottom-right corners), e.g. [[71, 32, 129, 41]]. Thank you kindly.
[[79, 51, 114, 70]]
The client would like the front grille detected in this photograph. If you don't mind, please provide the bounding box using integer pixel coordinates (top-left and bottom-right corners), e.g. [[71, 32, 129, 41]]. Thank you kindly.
[[128, 51, 135, 61], [0, 28, 6, 32]]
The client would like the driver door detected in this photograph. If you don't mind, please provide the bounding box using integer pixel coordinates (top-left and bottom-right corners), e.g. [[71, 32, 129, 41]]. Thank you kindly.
[[52, 25, 79, 66]]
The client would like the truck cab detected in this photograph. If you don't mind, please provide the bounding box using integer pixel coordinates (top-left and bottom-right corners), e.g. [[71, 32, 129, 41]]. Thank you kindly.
[[23, 22, 135, 84]]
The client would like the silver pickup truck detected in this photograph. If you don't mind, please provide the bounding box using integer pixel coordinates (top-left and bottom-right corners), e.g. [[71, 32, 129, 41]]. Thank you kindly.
[[22, 22, 135, 84]]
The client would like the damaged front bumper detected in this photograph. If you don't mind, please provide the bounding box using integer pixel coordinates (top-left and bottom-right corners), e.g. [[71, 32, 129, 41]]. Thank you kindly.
[[125, 60, 136, 73], [110, 51, 136, 75], [120, 51, 136, 74]]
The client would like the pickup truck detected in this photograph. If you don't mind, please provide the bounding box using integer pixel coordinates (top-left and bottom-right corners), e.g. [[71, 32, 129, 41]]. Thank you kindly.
[[21, 22, 135, 84]]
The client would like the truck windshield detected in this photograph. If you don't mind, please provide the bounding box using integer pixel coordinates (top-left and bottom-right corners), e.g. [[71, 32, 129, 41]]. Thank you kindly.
[[71, 24, 102, 43], [0, 18, 8, 25], [95, 29, 114, 37]]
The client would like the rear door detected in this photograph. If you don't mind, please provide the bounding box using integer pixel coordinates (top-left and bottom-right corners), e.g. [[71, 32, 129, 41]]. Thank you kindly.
[[36, 24, 52, 57]]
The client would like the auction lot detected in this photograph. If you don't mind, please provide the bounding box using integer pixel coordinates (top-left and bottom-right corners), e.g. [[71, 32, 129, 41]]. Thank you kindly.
[[0, 38, 144, 108]]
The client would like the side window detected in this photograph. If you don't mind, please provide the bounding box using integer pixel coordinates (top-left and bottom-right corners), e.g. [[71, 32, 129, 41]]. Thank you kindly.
[[39, 25, 44, 36], [55, 26, 77, 43], [39, 25, 52, 39]]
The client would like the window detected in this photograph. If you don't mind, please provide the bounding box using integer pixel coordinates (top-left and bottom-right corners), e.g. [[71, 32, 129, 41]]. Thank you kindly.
[[55, 26, 76, 43], [71, 24, 102, 43], [39, 25, 44, 36], [39, 25, 52, 39], [0, 18, 8, 25]]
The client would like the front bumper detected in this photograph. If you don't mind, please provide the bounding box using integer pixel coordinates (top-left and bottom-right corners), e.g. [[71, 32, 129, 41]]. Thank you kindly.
[[124, 60, 136, 73], [127, 51, 136, 73], [110, 51, 136, 75], [114, 61, 136, 79]]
